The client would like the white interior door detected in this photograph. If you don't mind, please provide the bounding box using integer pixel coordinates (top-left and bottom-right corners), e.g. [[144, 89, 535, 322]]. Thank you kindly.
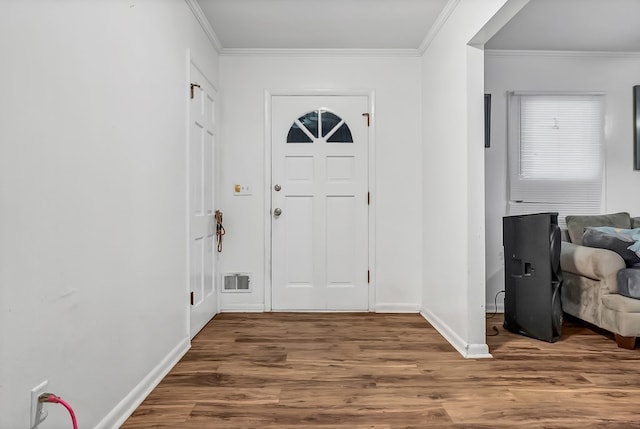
[[271, 95, 369, 311], [189, 63, 217, 337]]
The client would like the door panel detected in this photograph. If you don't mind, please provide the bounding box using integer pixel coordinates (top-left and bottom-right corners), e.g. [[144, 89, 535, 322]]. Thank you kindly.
[[285, 196, 314, 284], [189, 63, 217, 338], [327, 196, 356, 284], [272, 95, 368, 311]]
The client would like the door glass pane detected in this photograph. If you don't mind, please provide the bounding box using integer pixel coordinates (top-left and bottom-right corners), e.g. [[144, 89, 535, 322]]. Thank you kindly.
[[287, 122, 313, 143], [299, 111, 319, 138], [327, 123, 353, 143], [287, 110, 354, 143], [321, 111, 342, 137]]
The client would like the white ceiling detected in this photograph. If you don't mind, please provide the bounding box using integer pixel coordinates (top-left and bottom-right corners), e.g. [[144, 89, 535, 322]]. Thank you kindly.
[[486, 0, 640, 52], [196, 0, 450, 50], [195, 0, 640, 53]]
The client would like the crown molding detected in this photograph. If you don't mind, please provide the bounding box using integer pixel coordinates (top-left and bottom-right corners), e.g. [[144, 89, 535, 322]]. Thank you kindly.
[[485, 49, 640, 59], [418, 0, 460, 54], [220, 48, 421, 57], [185, 0, 222, 53]]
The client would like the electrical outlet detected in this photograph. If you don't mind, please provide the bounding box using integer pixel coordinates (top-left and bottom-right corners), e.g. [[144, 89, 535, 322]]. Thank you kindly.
[[30, 380, 49, 428]]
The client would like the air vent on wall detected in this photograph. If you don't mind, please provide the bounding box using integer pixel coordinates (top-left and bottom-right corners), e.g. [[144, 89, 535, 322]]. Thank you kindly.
[[223, 273, 251, 293]]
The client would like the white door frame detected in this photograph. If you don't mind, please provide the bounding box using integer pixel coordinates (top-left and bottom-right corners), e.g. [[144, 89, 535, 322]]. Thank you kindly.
[[186, 49, 220, 337], [263, 89, 376, 311]]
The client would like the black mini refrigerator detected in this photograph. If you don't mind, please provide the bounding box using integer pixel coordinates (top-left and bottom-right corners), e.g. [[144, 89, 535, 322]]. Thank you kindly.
[[502, 212, 563, 342]]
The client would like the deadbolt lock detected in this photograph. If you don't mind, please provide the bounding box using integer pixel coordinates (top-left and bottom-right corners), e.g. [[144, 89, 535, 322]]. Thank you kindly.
[[274, 184, 281, 191]]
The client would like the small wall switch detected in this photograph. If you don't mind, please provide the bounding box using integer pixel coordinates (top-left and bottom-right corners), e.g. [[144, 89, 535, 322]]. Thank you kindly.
[[30, 380, 49, 428], [233, 183, 252, 196]]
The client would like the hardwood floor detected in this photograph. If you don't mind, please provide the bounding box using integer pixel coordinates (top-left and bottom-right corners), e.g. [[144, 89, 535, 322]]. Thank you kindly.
[[122, 313, 640, 428]]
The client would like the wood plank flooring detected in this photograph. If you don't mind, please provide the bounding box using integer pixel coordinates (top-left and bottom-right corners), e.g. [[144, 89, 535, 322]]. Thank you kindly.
[[122, 313, 640, 428]]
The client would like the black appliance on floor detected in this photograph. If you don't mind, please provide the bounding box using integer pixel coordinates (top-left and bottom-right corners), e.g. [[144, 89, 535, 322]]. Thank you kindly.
[[502, 212, 563, 342]]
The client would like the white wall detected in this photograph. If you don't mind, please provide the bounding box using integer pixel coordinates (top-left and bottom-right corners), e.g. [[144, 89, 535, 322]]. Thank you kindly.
[[420, 0, 513, 358], [218, 54, 423, 312], [0, 1, 218, 427], [485, 51, 640, 311]]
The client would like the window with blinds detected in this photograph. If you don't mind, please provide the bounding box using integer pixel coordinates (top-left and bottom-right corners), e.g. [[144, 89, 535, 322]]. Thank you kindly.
[[507, 93, 604, 227]]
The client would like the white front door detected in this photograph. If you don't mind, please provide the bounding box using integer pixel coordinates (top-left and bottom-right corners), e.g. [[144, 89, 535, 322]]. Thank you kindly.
[[271, 95, 369, 311], [188, 63, 217, 337]]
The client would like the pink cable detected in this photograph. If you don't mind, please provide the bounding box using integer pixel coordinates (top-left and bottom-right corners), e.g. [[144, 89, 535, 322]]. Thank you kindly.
[[46, 394, 78, 429]]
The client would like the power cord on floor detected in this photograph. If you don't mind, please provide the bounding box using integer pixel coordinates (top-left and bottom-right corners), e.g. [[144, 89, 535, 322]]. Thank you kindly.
[[486, 289, 505, 336]]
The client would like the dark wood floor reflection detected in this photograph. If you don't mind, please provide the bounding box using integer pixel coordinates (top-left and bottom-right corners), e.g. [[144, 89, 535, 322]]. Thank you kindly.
[[122, 312, 640, 428]]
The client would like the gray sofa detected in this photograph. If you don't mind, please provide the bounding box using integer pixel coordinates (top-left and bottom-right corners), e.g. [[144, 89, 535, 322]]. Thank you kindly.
[[560, 212, 640, 349]]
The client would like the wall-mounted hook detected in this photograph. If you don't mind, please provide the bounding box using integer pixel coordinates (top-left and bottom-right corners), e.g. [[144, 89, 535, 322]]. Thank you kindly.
[[190, 83, 201, 99]]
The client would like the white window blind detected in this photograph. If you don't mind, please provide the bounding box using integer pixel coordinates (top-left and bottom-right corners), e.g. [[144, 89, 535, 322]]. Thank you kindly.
[[508, 93, 604, 226]]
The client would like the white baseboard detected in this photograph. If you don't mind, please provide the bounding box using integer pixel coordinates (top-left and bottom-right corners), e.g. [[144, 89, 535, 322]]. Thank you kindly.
[[485, 302, 504, 313], [220, 303, 422, 313], [420, 309, 492, 359], [95, 337, 190, 429], [220, 303, 265, 312], [375, 303, 420, 313]]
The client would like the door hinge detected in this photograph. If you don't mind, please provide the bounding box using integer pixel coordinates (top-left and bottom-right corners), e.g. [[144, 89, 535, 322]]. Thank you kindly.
[[367, 192, 370, 206], [368, 270, 370, 284], [190, 83, 201, 99], [362, 112, 370, 127], [190, 291, 194, 306]]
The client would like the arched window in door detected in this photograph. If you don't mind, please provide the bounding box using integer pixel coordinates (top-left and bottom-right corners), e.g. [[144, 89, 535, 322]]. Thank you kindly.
[[287, 109, 353, 143]]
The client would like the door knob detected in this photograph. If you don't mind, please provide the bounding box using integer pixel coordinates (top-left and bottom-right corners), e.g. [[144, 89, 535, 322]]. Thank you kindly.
[[274, 184, 281, 191], [273, 208, 282, 217]]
